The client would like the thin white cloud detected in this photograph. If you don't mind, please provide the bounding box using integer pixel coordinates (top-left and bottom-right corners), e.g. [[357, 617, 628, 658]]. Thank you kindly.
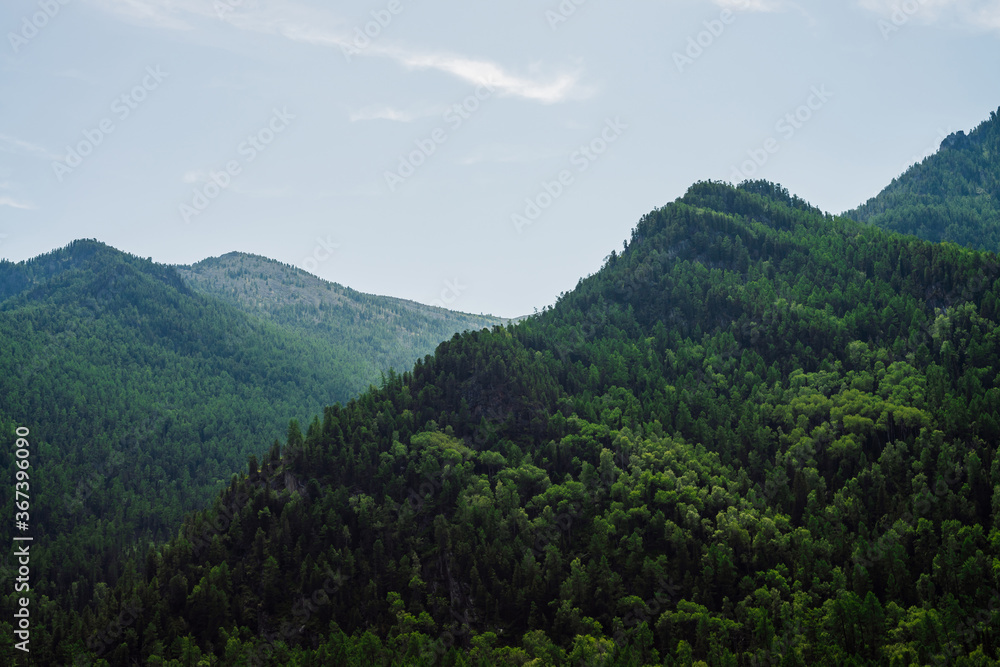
[[962, 0, 1000, 29], [712, 0, 786, 10], [85, 0, 590, 103], [857, 0, 953, 18], [0, 196, 35, 210], [711, 0, 820, 24], [387, 49, 588, 104], [349, 105, 443, 123], [244, 9, 589, 103], [0, 134, 59, 161], [971, 4, 1000, 29], [857, 0, 1000, 32], [85, 0, 195, 30]]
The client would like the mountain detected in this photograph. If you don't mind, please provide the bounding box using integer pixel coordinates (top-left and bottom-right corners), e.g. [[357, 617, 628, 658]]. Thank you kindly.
[[37, 181, 1000, 666], [845, 105, 1000, 250], [0, 240, 499, 623], [175, 252, 504, 391]]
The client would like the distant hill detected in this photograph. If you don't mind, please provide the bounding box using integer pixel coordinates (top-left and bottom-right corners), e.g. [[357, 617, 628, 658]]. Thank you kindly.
[[845, 105, 1000, 250], [175, 252, 504, 390], [0, 240, 500, 618]]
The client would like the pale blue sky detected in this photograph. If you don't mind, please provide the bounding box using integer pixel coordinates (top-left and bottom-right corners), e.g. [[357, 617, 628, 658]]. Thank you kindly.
[[2, 0, 999, 317]]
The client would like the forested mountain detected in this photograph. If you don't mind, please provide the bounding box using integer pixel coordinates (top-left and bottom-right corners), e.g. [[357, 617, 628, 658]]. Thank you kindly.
[[176, 252, 504, 387], [845, 106, 1000, 251], [0, 240, 499, 630], [27, 180, 1000, 666]]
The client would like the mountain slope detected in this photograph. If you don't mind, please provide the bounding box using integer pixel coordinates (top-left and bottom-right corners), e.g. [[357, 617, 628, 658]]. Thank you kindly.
[[0, 240, 497, 625], [176, 252, 503, 394], [47, 182, 1000, 666], [845, 105, 1000, 250]]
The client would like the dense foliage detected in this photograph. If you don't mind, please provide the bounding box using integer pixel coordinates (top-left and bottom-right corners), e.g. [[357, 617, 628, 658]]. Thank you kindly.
[[846, 106, 1000, 251], [0, 241, 498, 626], [17, 180, 1000, 666]]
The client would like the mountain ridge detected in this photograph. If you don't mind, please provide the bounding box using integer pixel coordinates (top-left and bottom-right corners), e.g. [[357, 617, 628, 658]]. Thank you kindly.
[[845, 105, 1000, 250], [36, 178, 1000, 666], [177, 250, 503, 321], [0, 238, 505, 634]]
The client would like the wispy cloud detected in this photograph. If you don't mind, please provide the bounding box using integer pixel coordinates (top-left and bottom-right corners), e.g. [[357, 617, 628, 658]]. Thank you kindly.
[[970, 3, 1000, 30], [710, 0, 820, 24], [349, 104, 442, 123], [85, 0, 590, 103], [0, 196, 35, 210], [712, 0, 787, 10], [857, 0, 953, 18], [387, 49, 588, 104], [857, 0, 1000, 32], [0, 134, 59, 161], [85, 0, 195, 30]]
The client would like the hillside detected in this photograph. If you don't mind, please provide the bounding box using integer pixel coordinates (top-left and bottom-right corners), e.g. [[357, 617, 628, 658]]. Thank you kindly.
[[36, 182, 1000, 666], [176, 252, 503, 390], [845, 105, 1000, 250], [0, 240, 498, 624]]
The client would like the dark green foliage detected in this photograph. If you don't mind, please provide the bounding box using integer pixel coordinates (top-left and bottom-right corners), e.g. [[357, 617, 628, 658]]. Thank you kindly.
[[18, 179, 1000, 666], [846, 106, 1000, 251], [0, 240, 500, 633]]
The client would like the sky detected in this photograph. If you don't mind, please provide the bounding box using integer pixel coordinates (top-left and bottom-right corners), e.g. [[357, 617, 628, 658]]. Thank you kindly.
[[1, 0, 999, 318]]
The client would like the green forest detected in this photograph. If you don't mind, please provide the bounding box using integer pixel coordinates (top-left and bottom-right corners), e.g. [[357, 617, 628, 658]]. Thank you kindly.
[[7, 176, 1000, 665], [846, 108, 1000, 252], [0, 241, 498, 637]]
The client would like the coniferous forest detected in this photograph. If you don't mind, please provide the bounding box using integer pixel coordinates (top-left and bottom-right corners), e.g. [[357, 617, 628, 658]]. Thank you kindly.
[[6, 131, 1000, 665], [846, 108, 1000, 251], [0, 241, 500, 654]]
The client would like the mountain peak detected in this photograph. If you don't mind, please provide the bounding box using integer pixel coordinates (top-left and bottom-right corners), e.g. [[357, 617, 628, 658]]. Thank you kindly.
[[0, 238, 183, 305], [844, 104, 1000, 250]]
